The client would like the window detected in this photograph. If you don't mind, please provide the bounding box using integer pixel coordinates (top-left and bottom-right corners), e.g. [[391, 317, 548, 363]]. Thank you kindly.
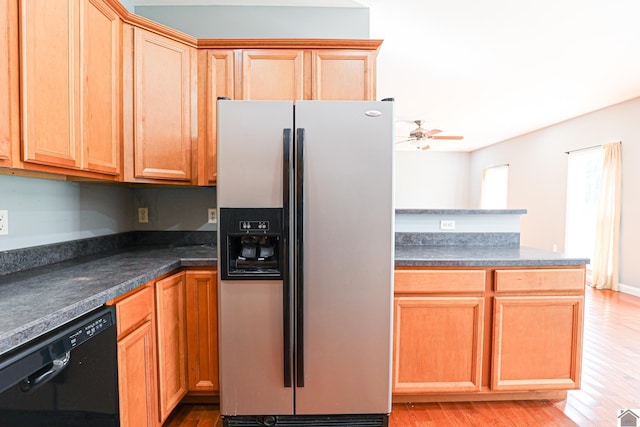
[[480, 164, 509, 209], [564, 148, 602, 262]]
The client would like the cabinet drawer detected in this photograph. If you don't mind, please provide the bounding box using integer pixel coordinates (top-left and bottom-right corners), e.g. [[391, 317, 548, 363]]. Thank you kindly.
[[494, 269, 585, 292], [116, 284, 154, 338], [394, 270, 486, 294]]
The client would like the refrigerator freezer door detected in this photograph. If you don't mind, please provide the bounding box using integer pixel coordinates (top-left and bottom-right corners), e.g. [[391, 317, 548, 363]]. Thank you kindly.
[[219, 281, 294, 415], [217, 100, 294, 208], [294, 101, 394, 414]]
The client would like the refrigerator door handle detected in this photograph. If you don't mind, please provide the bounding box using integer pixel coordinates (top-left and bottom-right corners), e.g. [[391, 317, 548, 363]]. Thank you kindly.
[[295, 128, 305, 388], [282, 129, 292, 388]]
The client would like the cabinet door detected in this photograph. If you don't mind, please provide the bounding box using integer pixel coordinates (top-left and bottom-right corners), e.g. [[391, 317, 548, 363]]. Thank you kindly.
[[118, 320, 158, 427], [393, 296, 484, 393], [156, 272, 188, 423], [81, 0, 119, 175], [198, 49, 234, 185], [20, 0, 81, 169], [133, 27, 193, 182], [185, 271, 218, 393], [0, 0, 18, 168], [241, 49, 304, 100], [492, 295, 584, 391], [312, 50, 376, 101]]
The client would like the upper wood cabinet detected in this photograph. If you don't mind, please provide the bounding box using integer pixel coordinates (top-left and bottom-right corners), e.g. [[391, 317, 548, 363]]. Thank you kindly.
[[312, 50, 376, 101], [241, 49, 304, 100], [197, 49, 234, 186], [19, 0, 120, 177], [197, 40, 381, 185], [123, 25, 196, 184], [0, 0, 18, 169]]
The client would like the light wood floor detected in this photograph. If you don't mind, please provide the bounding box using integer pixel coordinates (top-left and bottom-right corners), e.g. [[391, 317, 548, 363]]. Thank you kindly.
[[164, 286, 640, 426]]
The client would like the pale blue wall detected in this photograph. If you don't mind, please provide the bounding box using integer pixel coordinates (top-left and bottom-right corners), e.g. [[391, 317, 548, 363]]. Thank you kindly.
[[135, 5, 369, 39], [0, 175, 133, 251]]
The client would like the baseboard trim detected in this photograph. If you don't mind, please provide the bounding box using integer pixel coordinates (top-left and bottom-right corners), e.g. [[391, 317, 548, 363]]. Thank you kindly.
[[619, 282, 640, 298]]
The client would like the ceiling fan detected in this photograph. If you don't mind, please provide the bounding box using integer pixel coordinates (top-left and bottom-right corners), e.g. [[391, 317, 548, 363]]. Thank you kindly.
[[396, 120, 464, 150]]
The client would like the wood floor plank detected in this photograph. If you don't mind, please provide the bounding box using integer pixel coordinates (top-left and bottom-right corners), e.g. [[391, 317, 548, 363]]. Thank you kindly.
[[162, 287, 640, 427]]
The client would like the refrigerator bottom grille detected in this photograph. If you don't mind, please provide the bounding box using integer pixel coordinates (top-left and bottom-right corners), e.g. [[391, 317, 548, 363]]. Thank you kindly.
[[222, 414, 389, 427]]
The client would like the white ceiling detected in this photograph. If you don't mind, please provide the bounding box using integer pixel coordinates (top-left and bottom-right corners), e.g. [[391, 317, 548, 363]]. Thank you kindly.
[[135, 0, 640, 152], [363, 0, 640, 151]]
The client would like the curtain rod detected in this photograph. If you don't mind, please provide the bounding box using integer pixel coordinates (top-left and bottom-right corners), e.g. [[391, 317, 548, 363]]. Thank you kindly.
[[565, 141, 622, 155]]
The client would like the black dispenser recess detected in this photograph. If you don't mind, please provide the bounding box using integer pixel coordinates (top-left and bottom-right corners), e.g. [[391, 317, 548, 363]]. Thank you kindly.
[[219, 208, 283, 280]]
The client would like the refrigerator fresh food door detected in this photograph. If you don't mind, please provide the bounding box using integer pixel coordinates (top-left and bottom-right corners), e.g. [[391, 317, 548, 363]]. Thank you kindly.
[[294, 101, 394, 415]]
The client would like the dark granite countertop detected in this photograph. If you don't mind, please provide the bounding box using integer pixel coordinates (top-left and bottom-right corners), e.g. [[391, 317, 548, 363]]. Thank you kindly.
[[395, 245, 589, 267], [0, 241, 588, 358], [0, 244, 216, 357]]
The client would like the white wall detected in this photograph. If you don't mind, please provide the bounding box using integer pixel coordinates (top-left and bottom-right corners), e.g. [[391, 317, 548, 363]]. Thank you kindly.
[[395, 151, 470, 209], [469, 96, 640, 291]]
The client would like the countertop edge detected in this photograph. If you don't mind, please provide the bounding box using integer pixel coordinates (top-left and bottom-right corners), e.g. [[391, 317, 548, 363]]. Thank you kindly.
[[0, 256, 216, 357], [396, 209, 528, 215]]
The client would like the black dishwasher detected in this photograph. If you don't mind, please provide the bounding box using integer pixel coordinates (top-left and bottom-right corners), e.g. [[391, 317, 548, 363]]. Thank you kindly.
[[0, 305, 119, 426]]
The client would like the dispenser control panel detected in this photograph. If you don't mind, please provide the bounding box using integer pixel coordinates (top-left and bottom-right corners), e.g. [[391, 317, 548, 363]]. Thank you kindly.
[[239, 221, 270, 232]]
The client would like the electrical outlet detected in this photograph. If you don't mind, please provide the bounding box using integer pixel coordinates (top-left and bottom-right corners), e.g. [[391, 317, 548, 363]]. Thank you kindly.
[[0, 210, 7, 235], [208, 208, 217, 224], [440, 220, 456, 230], [138, 207, 149, 224]]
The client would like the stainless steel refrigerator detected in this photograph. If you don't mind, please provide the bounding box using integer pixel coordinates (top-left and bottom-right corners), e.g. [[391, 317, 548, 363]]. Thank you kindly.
[[216, 100, 394, 427]]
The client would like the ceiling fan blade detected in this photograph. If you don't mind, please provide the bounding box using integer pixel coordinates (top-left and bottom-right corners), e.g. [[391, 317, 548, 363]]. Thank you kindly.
[[395, 139, 413, 144], [420, 144, 431, 150], [425, 129, 442, 137], [431, 135, 464, 140]]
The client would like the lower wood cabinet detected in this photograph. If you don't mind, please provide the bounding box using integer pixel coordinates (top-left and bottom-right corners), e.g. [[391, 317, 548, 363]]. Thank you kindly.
[[155, 271, 188, 423], [393, 266, 586, 401], [185, 270, 219, 394], [113, 282, 159, 427], [112, 267, 218, 426], [393, 296, 484, 393]]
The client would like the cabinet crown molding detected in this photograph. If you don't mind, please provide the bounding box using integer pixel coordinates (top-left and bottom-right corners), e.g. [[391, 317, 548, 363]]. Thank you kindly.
[[198, 38, 383, 50]]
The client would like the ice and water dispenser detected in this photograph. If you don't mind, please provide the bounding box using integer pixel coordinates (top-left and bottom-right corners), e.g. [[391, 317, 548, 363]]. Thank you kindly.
[[219, 208, 284, 280]]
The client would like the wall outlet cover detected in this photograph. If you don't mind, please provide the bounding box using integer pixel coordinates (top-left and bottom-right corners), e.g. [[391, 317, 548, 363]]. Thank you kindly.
[[440, 219, 456, 230], [0, 210, 7, 235], [138, 207, 149, 224], [208, 208, 217, 224]]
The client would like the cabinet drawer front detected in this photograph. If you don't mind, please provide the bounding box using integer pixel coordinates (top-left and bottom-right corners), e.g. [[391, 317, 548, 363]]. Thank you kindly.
[[495, 269, 585, 292], [116, 285, 154, 338], [395, 270, 486, 294]]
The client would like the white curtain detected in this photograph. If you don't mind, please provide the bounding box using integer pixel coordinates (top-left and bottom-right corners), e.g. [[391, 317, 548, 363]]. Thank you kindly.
[[590, 142, 622, 291]]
